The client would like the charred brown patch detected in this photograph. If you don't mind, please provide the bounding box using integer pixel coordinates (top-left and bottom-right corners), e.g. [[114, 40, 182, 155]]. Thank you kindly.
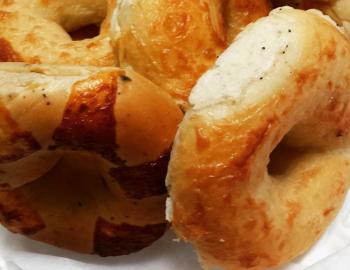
[[0, 132, 41, 163], [93, 217, 167, 256], [323, 207, 335, 217], [110, 154, 169, 199], [53, 72, 119, 162], [0, 38, 22, 62], [0, 184, 10, 190], [0, 189, 45, 235], [0, 104, 40, 163]]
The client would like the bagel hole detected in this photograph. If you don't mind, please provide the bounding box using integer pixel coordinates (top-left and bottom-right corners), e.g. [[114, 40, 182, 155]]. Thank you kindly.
[[68, 24, 100, 40], [267, 138, 305, 177]]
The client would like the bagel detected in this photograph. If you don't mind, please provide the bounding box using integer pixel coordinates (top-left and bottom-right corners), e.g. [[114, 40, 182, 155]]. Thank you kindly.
[[167, 7, 350, 270], [0, 63, 182, 255], [0, 1, 114, 66], [273, 0, 350, 34], [113, 0, 271, 105], [0, 0, 107, 32]]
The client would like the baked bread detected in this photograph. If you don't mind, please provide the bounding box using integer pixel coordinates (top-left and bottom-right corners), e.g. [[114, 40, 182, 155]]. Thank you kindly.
[[167, 7, 350, 270], [0, 0, 107, 32], [0, 0, 270, 257], [113, 0, 271, 105], [273, 0, 350, 34], [0, 0, 114, 65], [0, 63, 182, 255]]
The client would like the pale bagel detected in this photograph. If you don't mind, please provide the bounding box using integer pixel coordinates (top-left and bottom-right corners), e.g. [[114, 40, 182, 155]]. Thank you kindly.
[[167, 7, 350, 270]]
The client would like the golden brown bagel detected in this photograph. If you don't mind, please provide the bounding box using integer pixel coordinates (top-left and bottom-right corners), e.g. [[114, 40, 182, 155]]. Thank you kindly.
[[167, 7, 350, 270], [0, 0, 107, 32], [0, 0, 114, 66], [0, 63, 182, 255], [113, 0, 270, 105]]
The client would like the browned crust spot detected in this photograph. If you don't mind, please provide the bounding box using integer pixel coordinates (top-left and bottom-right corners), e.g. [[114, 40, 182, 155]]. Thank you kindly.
[[286, 201, 302, 228], [110, 154, 169, 199], [239, 252, 274, 268], [296, 68, 318, 93], [40, 0, 50, 6], [0, 189, 45, 235], [0, 132, 41, 163], [93, 217, 167, 256], [0, 38, 22, 62], [53, 72, 119, 162], [0, 184, 10, 190], [1, 0, 14, 5], [0, 105, 40, 163], [323, 207, 335, 217]]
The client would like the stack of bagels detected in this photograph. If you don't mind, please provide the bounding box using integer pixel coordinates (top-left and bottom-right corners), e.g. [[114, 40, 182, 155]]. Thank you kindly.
[[1, 1, 350, 270]]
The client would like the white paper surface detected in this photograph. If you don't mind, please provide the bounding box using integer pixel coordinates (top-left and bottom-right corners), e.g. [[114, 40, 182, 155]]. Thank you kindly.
[[1, 191, 350, 270]]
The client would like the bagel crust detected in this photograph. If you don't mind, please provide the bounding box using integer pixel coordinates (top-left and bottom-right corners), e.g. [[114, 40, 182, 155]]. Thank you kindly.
[[113, 0, 270, 104], [167, 7, 350, 270], [0, 0, 108, 32], [0, 152, 168, 256], [0, 3, 114, 66], [273, 0, 350, 35], [0, 63, 182, 255]]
